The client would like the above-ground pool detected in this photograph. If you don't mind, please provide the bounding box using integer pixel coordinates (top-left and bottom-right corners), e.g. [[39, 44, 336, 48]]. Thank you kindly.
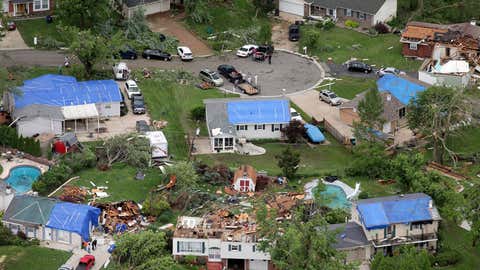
[[321, 184, 351, 209], [4, 166, 41, 193]]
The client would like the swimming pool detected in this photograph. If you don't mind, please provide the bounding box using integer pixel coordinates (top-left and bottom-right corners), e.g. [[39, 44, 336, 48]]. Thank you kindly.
[[321, 184, 351, 209], [4, 166, 41, 193]]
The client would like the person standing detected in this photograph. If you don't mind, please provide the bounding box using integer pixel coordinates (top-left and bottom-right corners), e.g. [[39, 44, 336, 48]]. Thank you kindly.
[[92, 238, 97, 251], [87, 242, 91, 253], [268, 54, 272, 65]]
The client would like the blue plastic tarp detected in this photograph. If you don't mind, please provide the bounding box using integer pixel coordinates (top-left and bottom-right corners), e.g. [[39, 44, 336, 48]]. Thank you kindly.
[[376, 74, 426, 105], [46, 202, 101, 241], [357, 196, 433, 229], [305, 124, 325, 143], [15, 74, 122, 109], [227, 99, 290, 124]]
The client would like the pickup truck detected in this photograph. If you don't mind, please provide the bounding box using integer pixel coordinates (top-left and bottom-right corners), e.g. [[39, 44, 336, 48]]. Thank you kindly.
[[217, 64, 243, 83]]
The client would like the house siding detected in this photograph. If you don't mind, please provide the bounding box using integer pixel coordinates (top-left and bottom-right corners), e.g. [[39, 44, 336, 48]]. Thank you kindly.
[[235, 123, 287, 140], [125, 0, 170, 18], [8, 0, 54, 16], [336, 8, 374, 28], [373, 0, 397, 25], [402, 43, 434, 58], [17, 116, 62, 137], [95, 102, 121, 118]]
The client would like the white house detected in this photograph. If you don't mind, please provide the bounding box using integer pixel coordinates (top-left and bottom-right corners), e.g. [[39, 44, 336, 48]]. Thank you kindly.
[[204, 98, 291, 153], [0, 182, 15, 211], [122, 0, 170, 18], [232, 165, 257, 192]]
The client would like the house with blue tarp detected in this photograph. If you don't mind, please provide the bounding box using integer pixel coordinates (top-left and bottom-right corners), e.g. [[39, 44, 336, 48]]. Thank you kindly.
[[376, 74, 428, 105], [2, 195, 100, 250], [353, 193, 441, 256], [204, 98, 290, 152], [3, 74, 122, 137]]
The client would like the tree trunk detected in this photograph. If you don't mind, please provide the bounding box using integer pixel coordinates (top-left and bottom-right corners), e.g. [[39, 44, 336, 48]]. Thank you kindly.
[[433, 138, 444, 164]]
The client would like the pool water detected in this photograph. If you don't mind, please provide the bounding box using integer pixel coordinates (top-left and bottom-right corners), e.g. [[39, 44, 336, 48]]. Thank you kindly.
[[321, 185, 351, 209], [4, 166, 41, 193]]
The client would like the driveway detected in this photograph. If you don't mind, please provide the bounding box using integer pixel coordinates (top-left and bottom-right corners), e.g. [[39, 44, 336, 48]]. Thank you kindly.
[[0, 50, 324, 96], [0, 29, 28, 50], [147, 12, 212, 56], [271, 17, 298, 51]]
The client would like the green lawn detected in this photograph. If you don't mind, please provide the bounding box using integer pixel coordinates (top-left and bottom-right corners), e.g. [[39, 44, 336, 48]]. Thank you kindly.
[[15, 18, 65, 48], [139, 77, 237, 160], [301, 27, 422, 71], [439, 220, 480, 270], [0, 245, 71, 270], [63, 163, 167, 203], [447, 126, 480, 157], [323, 76, 376, 99]]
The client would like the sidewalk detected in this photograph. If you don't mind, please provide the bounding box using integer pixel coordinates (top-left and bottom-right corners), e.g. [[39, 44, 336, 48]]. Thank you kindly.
[[59, 235, 112, 270], [0, 29, 29, 50]]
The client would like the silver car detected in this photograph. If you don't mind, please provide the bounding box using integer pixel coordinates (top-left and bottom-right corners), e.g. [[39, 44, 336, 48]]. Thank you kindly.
[[199, 69, 224, 87], [320, 90, 341, 106]]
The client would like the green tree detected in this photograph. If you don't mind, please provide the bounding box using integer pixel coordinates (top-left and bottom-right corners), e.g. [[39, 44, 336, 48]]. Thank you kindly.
[[407, 86, 467, 165], [389, 152, 425, 192], [252, 0, 275, 15], [166, 161, 199, 192], [258, 22, 272, 44], [284, 120, 306, 143], [256, 204, 355, 270], [371, 246, 431, 270], [143, 193, 170, 217], [346, 142, 390, 178], [100, 134, 150, 169], [465, 184, 480, 246], [276, 147, 300, 180], [56, 0, 110, 29], [354, 88, 385, 142]]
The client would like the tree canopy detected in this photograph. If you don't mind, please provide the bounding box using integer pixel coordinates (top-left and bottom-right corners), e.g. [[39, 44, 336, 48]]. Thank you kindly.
[[276, 147, 301, 180], [56, 0, 111, 29], [354, 88, 385, 142], [371, 246, 431, 270]]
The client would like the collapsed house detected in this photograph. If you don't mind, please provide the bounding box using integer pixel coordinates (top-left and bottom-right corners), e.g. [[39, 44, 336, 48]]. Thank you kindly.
[[93, 201, 155, 234]]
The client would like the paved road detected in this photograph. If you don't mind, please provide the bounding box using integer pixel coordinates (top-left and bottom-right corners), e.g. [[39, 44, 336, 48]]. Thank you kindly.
[[0, 50, 324, 96]]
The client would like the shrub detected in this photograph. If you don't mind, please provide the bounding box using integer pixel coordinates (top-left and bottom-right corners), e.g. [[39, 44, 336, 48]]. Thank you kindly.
[[143, 194, 171, 217], [374, 22, 389, 34], [345, 20, 360, 28], [284, 120, 307, 143], [322, 19, 335, 30], [301, 28, 321, 51], [190, 106, 206, 122], [61, 148, 96, 173], [32, 163, 73, 195], [358, 191, 370, 199], [431, 246, 461, 267]]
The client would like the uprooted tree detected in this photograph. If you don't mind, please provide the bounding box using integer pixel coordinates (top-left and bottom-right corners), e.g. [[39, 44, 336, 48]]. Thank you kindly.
[[98, 134, 151, 169]]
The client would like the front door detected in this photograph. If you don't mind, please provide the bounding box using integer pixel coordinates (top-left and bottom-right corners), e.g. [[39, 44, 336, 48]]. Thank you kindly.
[[44, 227, 52, 240], [15, 3, 27, 16], [240, 179, 249, 192]]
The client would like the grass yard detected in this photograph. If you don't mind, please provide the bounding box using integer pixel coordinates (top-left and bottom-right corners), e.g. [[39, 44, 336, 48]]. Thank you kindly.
[[0, 245, 71, 270], [15, 18, 65, 48], [139, 77, 237, 160], [440, 220, 480, 270], [324, 76, 377, 99], [301, 27, 421, 71], [63, 163, 167, 203]]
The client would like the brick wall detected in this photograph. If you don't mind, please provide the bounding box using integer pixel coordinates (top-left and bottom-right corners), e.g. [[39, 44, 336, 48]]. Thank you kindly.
[[402, 43, 434, 58], [336, 8, 374, 27]]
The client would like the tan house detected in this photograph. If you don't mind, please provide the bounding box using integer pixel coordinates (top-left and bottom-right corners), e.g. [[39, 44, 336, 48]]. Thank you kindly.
[[232, 165, 257, 192], [339, 90, 406, 134], [328, 222, 372, 264]]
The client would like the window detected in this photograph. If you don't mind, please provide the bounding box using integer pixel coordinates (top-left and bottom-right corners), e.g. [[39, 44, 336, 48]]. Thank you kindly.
[[409, 43, 418, 50], [254, 124, 265, 130], [236, 125, 248, 131], [328, 9, 334, 16], [33, 0, 49, 11], [272, 124, 281, 132], [399, 107, 406, 118], [214, 138, 224, 150], [208, 247, 221, 260], [359, 13, 366, 20], [56, 230, 71, 244], [225, 137, 234, 149], [178, 241, 204, 253], [410, 223, 423, 230], [228, 244, 242, 251], [346, 9, 352, 16], [252, 245, 256, 252]]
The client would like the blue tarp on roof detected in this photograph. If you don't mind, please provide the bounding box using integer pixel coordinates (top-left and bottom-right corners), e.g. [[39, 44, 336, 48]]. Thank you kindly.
[[305, 124, 325, 143], [357, 195, 433, 230], [46, 202, 101, 241], [227, 99, 290, 124], [15, 74, 122, 109], [376, 74, 426, 105]]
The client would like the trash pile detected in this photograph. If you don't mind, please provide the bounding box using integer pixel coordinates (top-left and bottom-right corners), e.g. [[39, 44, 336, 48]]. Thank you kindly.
[[93, 201, 155, 234], [265, 192, 305, 219], [59, 185, 87, 203]]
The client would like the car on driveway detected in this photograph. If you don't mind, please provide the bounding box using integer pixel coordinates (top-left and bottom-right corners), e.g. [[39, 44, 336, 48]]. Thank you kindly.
[[290, 108, 303, 122], [177, 46, 193, 61], [217, 64, 243, 83], [142, 49, 172, 61], [319, 90, 341, 106], [7, 22, 16, 31], [118, 47, 137, 60], [136, 120, 150, 133], [236, 44, 258, 57], [288, 24, 300, 41], [199, 69, 224, 86], [253, 45, 269, 61], [58, 264, 73, 270], [76, 255, 95, 270], [346, 61, 373, 73], [132, 95, 146, 114], [377, 67, 405, 77], [125, 79, 141, 99]]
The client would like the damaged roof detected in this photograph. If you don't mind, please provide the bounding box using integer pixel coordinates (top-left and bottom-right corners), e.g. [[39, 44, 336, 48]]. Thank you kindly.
[[340, 90, 405, 122], [403, 21, 480, 41], [328, 222, 370, 250]]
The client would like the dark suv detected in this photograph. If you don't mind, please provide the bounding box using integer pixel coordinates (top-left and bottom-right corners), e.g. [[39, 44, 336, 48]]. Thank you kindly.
[[217, 64, 243, 83], [131, 95, 146, 114], [288, 24, 300, 41], [346, 61, 373, 73]]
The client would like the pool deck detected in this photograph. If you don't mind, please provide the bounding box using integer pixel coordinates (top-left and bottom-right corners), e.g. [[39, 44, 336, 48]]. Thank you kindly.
[[0, 158, 49, 180], [304, 178, 359, 201]]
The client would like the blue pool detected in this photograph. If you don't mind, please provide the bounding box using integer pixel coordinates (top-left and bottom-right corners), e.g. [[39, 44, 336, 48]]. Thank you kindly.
[[4, 166, 41, 193], [321, 185, 351, 209]]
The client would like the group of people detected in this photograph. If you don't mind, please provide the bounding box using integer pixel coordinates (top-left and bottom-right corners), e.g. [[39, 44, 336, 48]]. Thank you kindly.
[[82, 238, 98, 253]]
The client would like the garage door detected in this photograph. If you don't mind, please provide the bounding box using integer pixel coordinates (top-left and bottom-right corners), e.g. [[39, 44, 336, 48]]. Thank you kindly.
[[249, 260, 268, 270], [143, 0, 170, 16], [279, 0, 304, 17]]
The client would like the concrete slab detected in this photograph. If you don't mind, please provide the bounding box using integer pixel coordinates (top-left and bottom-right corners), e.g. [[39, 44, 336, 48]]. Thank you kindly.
[[0, 29, 29, 50]]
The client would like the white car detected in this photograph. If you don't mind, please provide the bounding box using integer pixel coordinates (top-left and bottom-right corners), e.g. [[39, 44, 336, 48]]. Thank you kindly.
[[177, 46, 193, 61], [112, 62, 130, 80], [290, 108, 303, 122], [377, 67, 406, 77], [125, 80, 141, 99], [236, 44, 258, 57], [320, 90, 342, 106]]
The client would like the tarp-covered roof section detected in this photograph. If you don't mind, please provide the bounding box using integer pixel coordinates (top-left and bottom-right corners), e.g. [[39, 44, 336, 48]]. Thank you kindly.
[[376, 74, 427, 105], [227, 99, 290, 125], [46, 202, 101, 241], [356, 193, 436, 230], [15, 74, 122, 109]]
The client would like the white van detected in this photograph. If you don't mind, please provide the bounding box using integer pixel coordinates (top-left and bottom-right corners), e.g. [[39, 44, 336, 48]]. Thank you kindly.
[[125, 80, 141, 99], [113, 62, 130, 80]]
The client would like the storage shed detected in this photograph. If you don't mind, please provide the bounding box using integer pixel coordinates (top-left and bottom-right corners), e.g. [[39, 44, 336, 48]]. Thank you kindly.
[[145, 131, 168, 158]]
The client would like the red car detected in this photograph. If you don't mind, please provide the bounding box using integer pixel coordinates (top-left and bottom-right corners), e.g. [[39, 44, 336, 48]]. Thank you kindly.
[[7, 22, 16, 31], [76, 255, 95, 270]]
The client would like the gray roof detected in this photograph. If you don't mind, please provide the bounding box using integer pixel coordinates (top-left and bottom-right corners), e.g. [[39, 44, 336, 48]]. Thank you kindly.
[[125, 0, 163, 8], [357, 193, 429, 204], [204, 99, 236, 138], [3, 195, 58, 226], [309, 0, 387, 14], [328, 222, 370, 250], [13, 104, 64, 121], [340, 90, 405, 122], [57, 132, 78, 146]]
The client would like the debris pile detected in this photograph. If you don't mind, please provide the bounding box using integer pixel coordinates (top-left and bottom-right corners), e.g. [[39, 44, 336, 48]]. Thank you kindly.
[[265, 192, 305, 219], [93, 201, 155, 234], [59, 185, 87, 203]]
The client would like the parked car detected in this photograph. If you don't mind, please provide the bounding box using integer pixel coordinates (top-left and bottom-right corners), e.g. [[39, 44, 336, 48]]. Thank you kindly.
[[7, 22, 16, 31], [132, 95, 146, 114], [377, 67, 405, 77], [76, 255, 95, 270], [253, 45, 269, 61], [237, 82, 258, 95], [236, 44, 258, 57], [199, 69, 224, 86], [136, 120, 150, 133], [142, 49, 172, 61], [217, 64, 243, 83], [113, 62, 130, 80], [177, 46, 193, 61], [125, 79, 141, 99], [346, 61, 373, 73], [118, 47, 137, 60], [319, 90, 341, 106], [290, 108, 303, 122], [288, 24, 300, 41], [159, 33, 166, 42], [58, 265, 73, 270]]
